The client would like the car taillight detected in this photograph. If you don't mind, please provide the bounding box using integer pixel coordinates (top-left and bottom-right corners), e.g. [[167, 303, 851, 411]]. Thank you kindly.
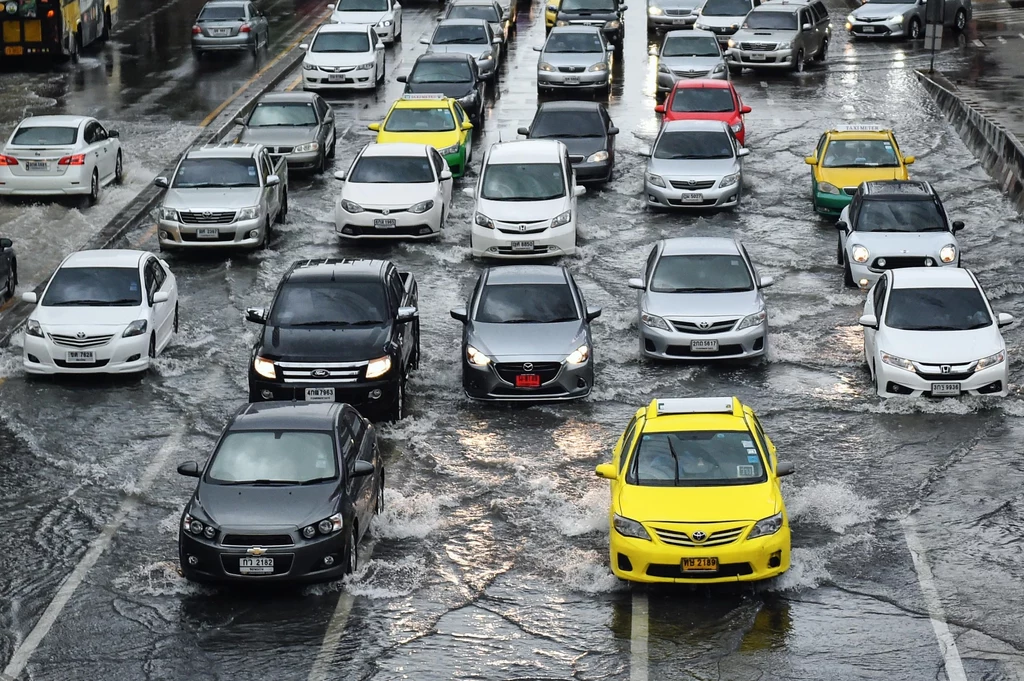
[[239, 23, 251, 32], [0, 155, 17, 166], [192, 24, 202, 34], [58, 154, 86, 166]]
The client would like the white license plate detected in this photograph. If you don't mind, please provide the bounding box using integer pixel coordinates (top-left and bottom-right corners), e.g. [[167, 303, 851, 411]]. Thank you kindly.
[[328, 74, 347, 82], [679, 193, 703, 203], [373, 218, 397, 229], [511, 241, 535, 251], [862, 25, 876, 32], [25, 160, 48, 171], [196, 228, 219, 239], [563, 75, 580, 84], [210, 28, 232, 36], [66, 350, 95, 363], [749, 52, 766, 61], [691, 339, 719, 352], [931, 383, 961, 396], [673, 18, 690, 23], [239, 557, 274, 575], [305, 387, 335, 402]]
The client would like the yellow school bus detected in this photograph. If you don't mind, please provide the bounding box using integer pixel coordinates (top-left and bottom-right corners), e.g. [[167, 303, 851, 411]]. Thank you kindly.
[[1, 0, 118, 62]]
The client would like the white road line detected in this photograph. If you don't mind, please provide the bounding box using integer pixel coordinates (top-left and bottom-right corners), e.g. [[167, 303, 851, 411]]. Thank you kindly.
[[1018, 32, 1024, 40], [2, 427, 186, 681], [759, 80, 768, 88], [306, 540, 373, 681], [973, 38, 986, 47], [630, 591, 649, 681], [902, 516, 968, 681], [998, 35, 1007, 43], [766, 98, 775, 106]]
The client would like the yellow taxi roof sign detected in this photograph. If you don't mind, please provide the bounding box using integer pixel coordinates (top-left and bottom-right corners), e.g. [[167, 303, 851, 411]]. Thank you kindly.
[[646, 397, 742, 420], [831, 124, 891, 134], [400, 93, 449, 101]]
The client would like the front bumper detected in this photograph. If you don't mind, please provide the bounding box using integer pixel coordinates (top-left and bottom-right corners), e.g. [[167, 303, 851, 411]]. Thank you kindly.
[[648, 13, 698, 29], [192, 34, 256, 51], [847, 19, 906, 37], [23, 332, 151, 375], [573, 159, 612, 182], [463, 357, 593, 401], [645, 178, 740, 209], [248, 375, 400, 417], [0, 166, 90, 196], [471, 218, 577, 258], [875, 359, 1008, 398], [335, 201, 443, 240], [640, 320, 766, 360], [657, 68, 727, 92], [158, 216, 265, 250], [444, 147, 468, 178], [726, 47, 796, 69], [302, 69, 377, 90], [538, 70, 610, 90], [813, 189, 851, 215], [848, 257, 956, 290], [179, 530, 348, 584]]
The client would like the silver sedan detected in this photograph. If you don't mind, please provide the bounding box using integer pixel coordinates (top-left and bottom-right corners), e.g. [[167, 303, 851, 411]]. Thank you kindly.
[[643, 119, 748, 209], [534, 26, 611, 95], [656, 29, 728, 94], [236, 92, 337, 173]]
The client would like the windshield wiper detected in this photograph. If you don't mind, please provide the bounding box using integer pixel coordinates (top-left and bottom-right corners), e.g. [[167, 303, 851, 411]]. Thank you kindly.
[[665, 438, 681, 485], [544, 316, 580, 323], [662, 287, 722, 293], [298, 476, 337, 485], [500, 318, 541, 323], [902, 325, 959, 331], [219, 479, 299, 486], [49, 298, 138, 306], [289, 319, 383, 327]]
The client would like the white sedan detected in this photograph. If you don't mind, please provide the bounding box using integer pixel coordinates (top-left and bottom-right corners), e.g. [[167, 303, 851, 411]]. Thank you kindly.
[[0, 115, 123, 205], [22, 249, 178, 375], [301, 23, 386, 91], [860, 267, 1013, 398], [327, 0, 402, 44], [334, 143, 452, 239]]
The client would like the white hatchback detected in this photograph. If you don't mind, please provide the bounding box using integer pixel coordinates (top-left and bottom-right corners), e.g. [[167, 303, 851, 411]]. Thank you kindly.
[[0, 115, 123, 206], [327, 0, 402, 44], [22, 250, 179, 375], [334, 143, 453, 239], [468, 140, 585, 259], [301, 23, 386, 91], [860, 267, 1013, 398]]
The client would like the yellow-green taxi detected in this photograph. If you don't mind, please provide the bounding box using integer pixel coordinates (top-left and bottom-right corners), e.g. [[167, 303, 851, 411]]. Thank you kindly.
[[369, 94, 474, 178], [545, 0, 561, 29], [595, 397, 795, 584], [805, 125, 915, 216]]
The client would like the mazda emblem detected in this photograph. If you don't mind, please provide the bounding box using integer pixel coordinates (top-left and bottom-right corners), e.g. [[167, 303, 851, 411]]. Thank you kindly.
[[522, 362, 534, 371], [75, 331, 87, 339], [311, 369, 330, 378], [382, 209, 390, 216], [697, 320, 711, 329], [940, 365, 951, 374], [690, 531, 707, 542]]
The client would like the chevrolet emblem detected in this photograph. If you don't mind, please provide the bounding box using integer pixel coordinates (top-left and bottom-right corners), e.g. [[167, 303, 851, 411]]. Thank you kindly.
[[247, 547, 267, 556]]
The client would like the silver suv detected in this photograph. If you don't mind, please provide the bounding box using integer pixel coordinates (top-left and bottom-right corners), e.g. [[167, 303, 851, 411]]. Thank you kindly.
[[726, 0, 830, 73]]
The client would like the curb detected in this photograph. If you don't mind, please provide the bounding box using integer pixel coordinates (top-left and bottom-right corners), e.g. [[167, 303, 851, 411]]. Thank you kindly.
[[915, 69, 1024, 214]]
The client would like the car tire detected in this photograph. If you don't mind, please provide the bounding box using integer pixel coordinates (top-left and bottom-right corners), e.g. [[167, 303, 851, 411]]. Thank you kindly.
[[101, 8, 111, 41], [87, 169, 100, 206], [3, 267, 14, 299], [387, 372, 406, 422], [836, 238, 844, 265], [376, 59, 385, 86], [173, 302, 179, 334], [342, 527, 358, 575], [317, 150, 327, 174], [375, 470, 385, 515], [794, 49, 805, 73], [727, 63, 740, 76], [816, 37, 829, 61], [114, 151, 124, 184], [908, 17, 921, 39], [148, 333, 156, 360], [193, 48, 203, 62], [954, 8, 967, 31], [843, 255, 855, 287], [276, 193, 287, 224], [412, 321, 421, 370], [70, 28, 81, 63], [260, 220, 271, 249], [328, 134, 337, 159]]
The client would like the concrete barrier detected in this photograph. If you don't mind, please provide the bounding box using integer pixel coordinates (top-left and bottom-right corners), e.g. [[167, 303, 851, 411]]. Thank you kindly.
[[916, 69, 1024, 213]]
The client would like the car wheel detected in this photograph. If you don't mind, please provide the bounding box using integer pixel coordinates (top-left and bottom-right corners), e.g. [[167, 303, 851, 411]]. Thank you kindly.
[[327, 134, 337, 159], [173, 302, 179, 334], [727, 63, 740, 76], [413, 322, 421, 369], [317, 150, 327, 174], [816, 37, 829, 61], [843, 255, 855, 287], [376, 60, 385, 86], [375, 471, 385, 514], [387, 372, 406, 422], [260, 220, 271, 249], [908, 17, 921, 39], [192, 48, 203, 62], [954, 7, 967, 31], [794, 49, 805, 73], [87, 169, 100, 206], [70, 28, 81, 63], [3, 269, 13, 299], [836, 238, 844, 265], [342, 527, 358, 575], [114, 151, 124, 184], [148, 334, 156, 360], [277, 191, 288, 224]]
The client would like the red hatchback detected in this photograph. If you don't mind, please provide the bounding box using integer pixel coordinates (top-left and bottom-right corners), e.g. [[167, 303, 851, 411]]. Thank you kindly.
[[655, 79, 751, 145]]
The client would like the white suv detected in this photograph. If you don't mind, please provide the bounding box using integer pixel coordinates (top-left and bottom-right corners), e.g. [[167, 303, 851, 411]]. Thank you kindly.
[[468, 140, 585, 259]]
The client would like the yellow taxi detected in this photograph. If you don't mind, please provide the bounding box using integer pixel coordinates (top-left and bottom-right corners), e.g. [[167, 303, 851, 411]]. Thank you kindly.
[[545, 0, 561, 29], [595, 397, 795, 584], [804, 125, 915, 216], [369, 94, 474, 178]]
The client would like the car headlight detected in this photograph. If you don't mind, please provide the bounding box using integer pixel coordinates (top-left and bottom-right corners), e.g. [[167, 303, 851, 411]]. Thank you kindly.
[[237, 206, 260, 221], [851, 245, 869, 263], [253, 356, 277, 379], [720, 172, 739, 188], [641, 311, 671, 330], [183, 513, 217, 539], [586, 150, 609, 163], [539, 61, 555, 72], [377, 18, 393, 26], [556, 20, 570, 26], [730, 121, 743, 133], [588, 61, 608, 72], [818, 182, 840, 195], [727, 38, 736, 47], [645, 172, 666, 188], [648, 5, 663, 14], [474, 212, 494, 229], [355, 61, 374, 70], [365, 355, 392, 379], [123, 319, 148, 338], [736, 309, 766, 330], [302, 62, 317, 71], [293, 141, 319, 153], [459, 91, 478, 105], [478, 52, 493, 61], [305, 513, 343, 538], [613, 514, 651, 541], [890, 13, 903, 22], [847, 13, 855, 23], [551, 210, 572, 228], [467, 344, 491, 366], [657, 62, 671, 74], [976, 351, 1005, 370], [566, 344, 590, 365], [605, 19, 621, 28], [712, 62, 725, 73], [409, 199, 434, 214], [880, 352, 916, 372], [158, 207, 179, 222], [776, 40, 791, 49], [437, 143, 461, 155], [747, 512, 783, 539], [25, 319, 43, 337], [341, 199, 364, 213], [939, 244, 957, 263]]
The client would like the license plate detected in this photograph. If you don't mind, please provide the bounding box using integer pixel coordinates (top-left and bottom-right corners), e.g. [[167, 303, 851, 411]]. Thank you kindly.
[[373, 218, 397, 229], [690, 339, 718, 352], [563, 75, 580, 84], [305, 387, 336, 402], [4, 46, 23, 56], [749, 52, 766, 61], [66, 351, 95, 363], [25, 160, 48, 171], [679, 193, 703, 203], [931, 383, 961, 396], [862, 25, 876, 32], [682, 557, 718, 572], [511, 241, 535, 251], [673, 18, 690, 23], [196, 228, 219, 239], [328, 74, 347, 82], [210, 28, 231, 36], [239, 557, 274, 575], [515, 374, 541, 388]]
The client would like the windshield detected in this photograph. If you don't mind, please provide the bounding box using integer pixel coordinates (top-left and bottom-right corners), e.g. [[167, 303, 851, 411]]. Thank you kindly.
[[654, 130, 734, 159], [669, 88, 735, 113], [481, 162, 565, 200], [269, 282, 388, 326], [383, 107, 455, 132], [448, 5, 500, 21], [651, 254, 753, 292], [248, 102, 318, 127], [742, 11, 797, 29], [545, 32, 604, 52], [475, 283, 578, 323], [42, 267, 142, 307], [884, 288, 992, 331], [11, 126, 78, 146], [432, 23, 489, 44], [173, 158, 260, 188], [335, 0, 388, 11], [662, 35, 720, 57], [199, 5, 246, 20], [560, 0, 617, 10], [410, 61, 474, 83], [701, 0, 751, 15], [823, 139, 899, 168], [349, 155, 434, 183], [207, 431, 338, 485], [311, 31, 370, 53], [629, 431, 767, 487], [531, 111, 605, 138], [855, 199, 946, 232]]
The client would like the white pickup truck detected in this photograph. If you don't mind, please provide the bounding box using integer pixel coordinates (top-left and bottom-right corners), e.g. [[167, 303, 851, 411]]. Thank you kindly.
[[154, 142, 288, 251]]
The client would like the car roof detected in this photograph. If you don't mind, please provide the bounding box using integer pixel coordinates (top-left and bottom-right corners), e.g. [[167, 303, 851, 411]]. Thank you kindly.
[[862, 180, 933, 197], [484, 265, 569, 285], [360, 142, 431, 157], [18, 115, 90, 127], [487, 139, 564, 163], [413, 52, 475, 63], [449, 0, 497, 5], [749, 3, 802, 12], [437, 17, 490, 26], [316, 22, 371, 33], [187, 142, 263, 159], [61, 249, 146, 269], [285, 258, 387, 283], [230, 402, 341, 431], [671, 78, 733, 90], [392, 94, 455, 109], [662, 118, 730, 132], [664, 28, 717, 39], [256, 92, 320, 105], [889, 267, 977, 290], [641, 397, 751, 433], [659, 237, 742, 257], [549, 24, 603, 34], [536, 100, 605, 114]]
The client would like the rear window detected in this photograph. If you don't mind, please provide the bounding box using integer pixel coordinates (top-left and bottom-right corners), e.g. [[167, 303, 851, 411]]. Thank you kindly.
[[349, 155, 435, 183], [199, 4, 246, 20], [669, 88, 735, 113], [173, 158, 260, 188], [448, 5, 500, 21], [11, 126, 78, 146], [475, 283, 579, 323], [742, 11, 797, 29], [269, 282, 388, 327]]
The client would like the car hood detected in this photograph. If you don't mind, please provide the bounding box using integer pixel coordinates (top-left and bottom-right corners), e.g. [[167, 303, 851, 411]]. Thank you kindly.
[[647, 156, 739, 178], [477, 196, 569, 222], [660, 56, 725, 72], [330, 10, 387, 24], [468, 320, 585, 361], [341, 182, 436, 207], [303, 51, 373, 68], [665, 111, 740, 126], [540, 50, 605, 67], [651, 0, 704, 10], [818, 167, 906, 187], [538, 135, 605, 157], [238, 126, 318, 146], [258, 324, 390, 362], [731, 28, 797, 41], [642, 289, 761, 318], [404, 80, 475, 98], [557, 9, 618, 20], [852, 2, 916, 19], [163, 187, 263, 210], [426, 44, 494, 60], [617, 482, 778, 523], [848, 231, 957, 253], [880, 326, 1004, 365], [195, 483, 340, 530], [695, 15, 744, 27], [32, 305, 143, 328]]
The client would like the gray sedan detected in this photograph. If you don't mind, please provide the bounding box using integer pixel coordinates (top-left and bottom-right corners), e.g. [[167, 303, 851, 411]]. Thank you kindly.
[[421, 19, 502, 82], [656, 29, 728, 94], [236, 92, 336, 173], [450, 265, 602, 402], [441, 0, 511, 47], [534, 26, 611, 95], [647, 0, 706, 30], [191, 0, 270, 58], [643, 118, 748, 209]]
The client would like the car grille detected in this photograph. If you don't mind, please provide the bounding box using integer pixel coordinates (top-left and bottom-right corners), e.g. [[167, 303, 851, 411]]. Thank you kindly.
[[48, 333, 114, 348], [669, 319, 738, 334], [179, 210, 236, 224], [569, 20, 606, 26], [558, 65, 585, 73], [222, 533, 294, 547], [740, 41, 776, 51], [914, 362, 977, 381], [497, 224, 549, 235], [708, 25, 733, 33], [363, 206, 411, 214], [669, 179, 716, 190], [870, 256, 929, 269], [653, 525, 747, 547], [664, 8, 693, 16], [843, 186, 859, 196], [495, 245, 556, 255], [319, 65, 355, 73], [53, 358, 110, 368], [276, 360, 368, 384], [488, 385, 572, 398], [646, 562, 753, 578], [672, 69, 708, 78], [665, 343, 744, 357], [267, 146, 294, 154], [180, 232, 237, 242], [342, 224, 435, 237], [222, 554, 295, 576], [494, 361, 561, 385], [856, 16, 886, 22]]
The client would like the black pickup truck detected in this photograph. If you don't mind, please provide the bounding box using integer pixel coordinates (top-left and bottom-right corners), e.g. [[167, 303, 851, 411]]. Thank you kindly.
[[245, 258, 419, 421]]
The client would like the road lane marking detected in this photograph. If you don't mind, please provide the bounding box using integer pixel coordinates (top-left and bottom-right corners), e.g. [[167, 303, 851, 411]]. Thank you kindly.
[[997, 35, 1007, 43], [630, 591, 649, 681], [132, 225, 158, 249], [1019, 32, 1024, 40], [759, 80, 768, 87], [972, 38, 986, 47], [1, 427, 186, 681], [902, 516, 968, 681], [286, 75, 302, 91], [306, 541, 374, 681], [0, 297, 15, 313]]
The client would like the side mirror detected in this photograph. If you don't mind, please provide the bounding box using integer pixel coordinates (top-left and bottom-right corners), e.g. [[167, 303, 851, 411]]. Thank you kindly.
[[440, 168, 453, 180], [462, 187, 475, 198], [177, 461, 202, 477], [396, 74, 407, 82], [245, 307, 268, 324], [376, 43, 385, 50], [595, 463, 616, 479], [234, 116, 247, 126], [737, 147, 750, 157], [998, 312, 1015, 327], [152, 291, 170, 304], [835, 220, 848, 230], [804, 156, 817, 165], [858, 313, 878, 329], [0, 238, 12, 249], [639, 146, 651, 157], [608, 126, 619, 135], [266, 174, 281, 187], [801, 22, 811, 30], [327, 3, 336, 8], [21, 291, 37, 304], [462, 121, 473, 131], [952, 220, 965, 232], [351, 460, 375, 478], [627, 277, 644, 290], [904, 155, 916, 164], [153, 176, 169, 188], [368, 122, 381, 131], [654, 104, 665, 114], [396, 306, 418, 323], [517, 126, 529, 136], [776, 461, 795, 477], [334, 170, 346, 181], [493, 37, 502, 44], [108, 129, 120, 138], [620, 4, 629, 9], [299, 43, 308, 50], [759, 275, 774, 288], [419, 37, 430, 44], [532, 45, 543, 51], [573, 185, 586, 197], [741, 105, 752, 114], [450, 306, 469, 322], [586, 306, 602, 321]]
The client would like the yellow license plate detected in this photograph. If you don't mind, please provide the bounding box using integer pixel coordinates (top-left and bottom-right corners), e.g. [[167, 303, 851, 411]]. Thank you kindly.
[[682, 557, 718, 572], [4, 45, 23, 56]]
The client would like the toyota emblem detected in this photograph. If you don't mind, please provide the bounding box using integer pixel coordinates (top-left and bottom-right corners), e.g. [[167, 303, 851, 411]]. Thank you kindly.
[[382, 209, 390, 216], [697, 320, 711, 329], [519, 224, 527, 232], [690, 531, 707, 542], [522, 362, 534, 371], [687, 180, 696, 186], [75, 331, 87, 339], [940, 365, 951, 374], [311, 369, 330, 378], [202, 211, 211, 217]]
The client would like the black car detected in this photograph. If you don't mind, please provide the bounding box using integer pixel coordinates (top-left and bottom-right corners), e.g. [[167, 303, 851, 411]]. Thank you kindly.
[[0, 237, 16, 299], [397, 53, 486, 126], [176, 402, 383, 584], [553, 0, 628, 46], [245, 258, 420, 421], [518, 101, 618, 183]]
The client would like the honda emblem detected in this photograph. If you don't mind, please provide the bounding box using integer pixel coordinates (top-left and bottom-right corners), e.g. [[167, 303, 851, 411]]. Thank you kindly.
[[519, 224, 527, 232], [940, 365, 951, 374]]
